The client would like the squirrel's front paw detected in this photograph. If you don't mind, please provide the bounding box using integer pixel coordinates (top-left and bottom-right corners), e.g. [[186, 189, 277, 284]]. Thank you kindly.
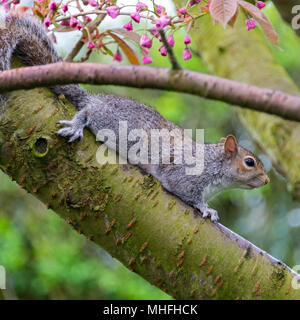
[[57, 120, 84, 143], [202, 208, 219, 223]]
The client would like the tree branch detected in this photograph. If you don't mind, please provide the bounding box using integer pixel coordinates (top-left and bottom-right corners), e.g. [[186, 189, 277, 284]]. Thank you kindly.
[[1, 71, 299, 299], [1, 62, 300, 122]]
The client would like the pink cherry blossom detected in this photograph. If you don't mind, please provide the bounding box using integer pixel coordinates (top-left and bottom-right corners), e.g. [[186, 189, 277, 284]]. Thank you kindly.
[[184, 34, 191, 44], [155, 5, 164, 15], [159, 46, 167, 56], [167, 35, 175, 47], [256, 1, 266, 9], [142, 55, 153, 64], [140, 34, 152, 49], [70, 17, 78, 28], [84, 16, 92, 23], [44, 17, 51, 28], [156, 15, 171, 28], [123, 21, 133, 31], [3, 2, 10, 11], [113, 50, 123, 62], [89, 0, 97, 7], [189, 0, 201, 7], [183, 48, 192, 60], [76, 24, 83, 30], [48, 1, 57, 11], [106, 6, 120, 19], [87, 41, 96, 49], [246, 18, 257, 31], [136, 2, 148, 12], [151, 27, 159, 38], [62, 4, 68, 12], [178, 8, 187, 14], [130, 12, 140, 23]]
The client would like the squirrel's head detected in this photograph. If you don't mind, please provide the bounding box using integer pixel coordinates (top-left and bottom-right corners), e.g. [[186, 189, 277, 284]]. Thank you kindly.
[[220, 135, 269, 189]]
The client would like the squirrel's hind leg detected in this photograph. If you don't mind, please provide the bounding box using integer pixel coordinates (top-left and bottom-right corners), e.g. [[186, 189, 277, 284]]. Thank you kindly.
[[57, 108, 90, 143]]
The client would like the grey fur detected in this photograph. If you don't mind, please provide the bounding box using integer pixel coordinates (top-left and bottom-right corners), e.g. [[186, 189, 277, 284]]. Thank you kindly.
[[0, 15, 269, 222]]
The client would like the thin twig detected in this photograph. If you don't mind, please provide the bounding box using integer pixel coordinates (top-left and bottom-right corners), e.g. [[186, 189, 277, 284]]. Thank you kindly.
[[64, 12, 106, 62], [79, 48, 93, 62], [158, 28, 181, 70]]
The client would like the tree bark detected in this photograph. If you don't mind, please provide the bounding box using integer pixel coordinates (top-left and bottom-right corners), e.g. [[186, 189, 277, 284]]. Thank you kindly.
[[184, 10, 300, 200], [0, 60, 300, 300]]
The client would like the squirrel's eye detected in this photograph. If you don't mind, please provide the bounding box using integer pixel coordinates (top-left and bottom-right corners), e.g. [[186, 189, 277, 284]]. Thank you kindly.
[[244, 157, 255, 167]]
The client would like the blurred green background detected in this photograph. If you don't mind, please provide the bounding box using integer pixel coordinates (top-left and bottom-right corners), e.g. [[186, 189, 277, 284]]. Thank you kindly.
[[1, 1, 300, 299]]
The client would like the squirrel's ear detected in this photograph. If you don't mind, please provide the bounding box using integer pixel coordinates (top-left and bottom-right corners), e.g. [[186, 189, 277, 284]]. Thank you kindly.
[[224, 135, 238, 157]]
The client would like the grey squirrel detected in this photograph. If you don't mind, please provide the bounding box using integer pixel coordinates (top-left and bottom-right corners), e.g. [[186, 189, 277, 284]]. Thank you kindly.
[[0, 14, 269, 222]]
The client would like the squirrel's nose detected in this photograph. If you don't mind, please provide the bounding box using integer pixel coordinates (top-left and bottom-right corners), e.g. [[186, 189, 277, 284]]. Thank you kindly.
[[264, 176, 270, 185]]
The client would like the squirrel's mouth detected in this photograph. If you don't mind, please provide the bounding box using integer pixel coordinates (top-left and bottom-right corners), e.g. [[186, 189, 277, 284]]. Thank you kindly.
[[246, 182, 262, 189], [246, 178, 269, 189]]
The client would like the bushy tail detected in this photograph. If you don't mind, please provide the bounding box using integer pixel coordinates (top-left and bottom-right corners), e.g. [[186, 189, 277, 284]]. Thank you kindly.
[[0, 13, 89, 112], [0, 14, 60, 71]]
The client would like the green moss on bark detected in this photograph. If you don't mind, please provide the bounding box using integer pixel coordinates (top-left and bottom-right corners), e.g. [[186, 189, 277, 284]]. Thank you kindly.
[[1, 56, 300, 299], [0, 84, 300, 299]]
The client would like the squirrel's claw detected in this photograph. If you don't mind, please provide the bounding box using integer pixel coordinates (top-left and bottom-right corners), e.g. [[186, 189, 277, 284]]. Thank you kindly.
[[68, 129, 84, 143], [57, 109, 89, 143], [57, 120, 84, 143], [59, 120, 73, 127], [202, 208, 219, 223]]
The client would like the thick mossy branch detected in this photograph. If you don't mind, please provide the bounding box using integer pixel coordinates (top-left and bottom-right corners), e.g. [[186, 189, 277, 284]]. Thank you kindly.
[[0, 83, 299, 299], [189, 12, 300, 200]]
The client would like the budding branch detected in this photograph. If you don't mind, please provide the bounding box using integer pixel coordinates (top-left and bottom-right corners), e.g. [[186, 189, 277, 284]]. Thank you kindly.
[[1, 62, 300, 122]]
